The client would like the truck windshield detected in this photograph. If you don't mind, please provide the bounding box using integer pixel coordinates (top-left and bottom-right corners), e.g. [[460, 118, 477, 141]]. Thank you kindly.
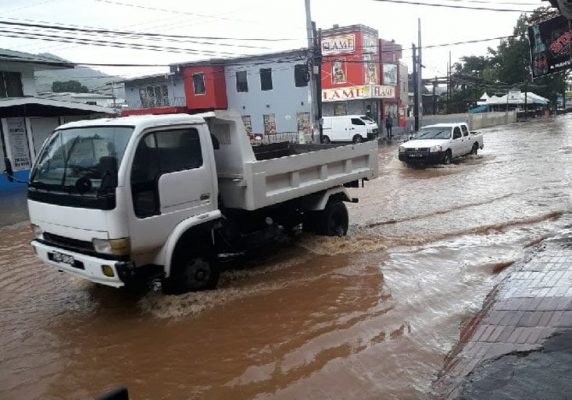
[[30, 126, 133, 195], [416, 127, 451, 140]]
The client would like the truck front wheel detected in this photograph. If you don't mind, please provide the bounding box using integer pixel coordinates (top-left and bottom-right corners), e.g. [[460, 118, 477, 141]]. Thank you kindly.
[[318, 201, 349, 236], [165, 255, 219, 294]]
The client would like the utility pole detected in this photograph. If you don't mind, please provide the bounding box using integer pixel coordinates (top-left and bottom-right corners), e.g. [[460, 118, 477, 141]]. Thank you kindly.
[[315, 24, 323, 143], [304, 0, 319, 143], [417, 18, 423, 127], [432, 77, 437, 115], [412, 43, 419, 131]]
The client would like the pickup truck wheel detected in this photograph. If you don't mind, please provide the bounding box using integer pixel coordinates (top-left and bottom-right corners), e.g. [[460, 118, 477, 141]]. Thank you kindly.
[[165, 256, 219, 294], [443, 151, 452, 165], [471, 143, 479, 155], [352, 135, 363, 144], [322, 135, 331, 144], [319, 201, 349, 237]]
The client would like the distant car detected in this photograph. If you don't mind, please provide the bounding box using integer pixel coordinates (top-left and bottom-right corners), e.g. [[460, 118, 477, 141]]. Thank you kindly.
[[322, 115, 379, 144], [398, 123, 484, 165]]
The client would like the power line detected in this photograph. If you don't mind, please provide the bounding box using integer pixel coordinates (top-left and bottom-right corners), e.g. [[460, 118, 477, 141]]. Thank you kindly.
[[0, 18, 300, 43], [0, 29, 252, 57], [370, 0, 535, 12]]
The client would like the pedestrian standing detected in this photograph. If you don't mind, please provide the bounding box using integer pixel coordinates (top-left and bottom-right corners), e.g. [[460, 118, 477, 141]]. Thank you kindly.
[[385, 113, 393, 140]]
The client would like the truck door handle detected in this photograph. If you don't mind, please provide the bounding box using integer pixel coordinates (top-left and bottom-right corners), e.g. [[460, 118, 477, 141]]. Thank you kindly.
[[200, 193, 210, 201]]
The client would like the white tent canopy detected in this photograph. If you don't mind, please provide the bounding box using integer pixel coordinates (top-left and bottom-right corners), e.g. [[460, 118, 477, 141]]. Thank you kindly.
[[481, 90, 548, 106]]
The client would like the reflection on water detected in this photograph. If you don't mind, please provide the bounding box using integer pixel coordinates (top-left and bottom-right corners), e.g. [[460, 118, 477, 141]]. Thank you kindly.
[[0, 115, 571, 399]]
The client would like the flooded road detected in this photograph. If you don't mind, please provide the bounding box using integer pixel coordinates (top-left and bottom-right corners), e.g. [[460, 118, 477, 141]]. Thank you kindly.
[[1, 115, 571, 400]]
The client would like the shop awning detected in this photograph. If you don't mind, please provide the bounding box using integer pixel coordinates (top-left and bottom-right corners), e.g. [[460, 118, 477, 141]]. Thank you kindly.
[[0, 97, 115, 117]]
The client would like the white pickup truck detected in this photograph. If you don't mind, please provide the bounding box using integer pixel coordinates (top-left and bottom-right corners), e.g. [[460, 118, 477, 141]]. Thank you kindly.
[[11, 111, 378, 293], [398, 123, 484, 165]]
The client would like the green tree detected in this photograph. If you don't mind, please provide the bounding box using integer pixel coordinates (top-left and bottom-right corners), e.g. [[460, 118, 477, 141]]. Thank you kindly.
[[52, 80, 89, 93]]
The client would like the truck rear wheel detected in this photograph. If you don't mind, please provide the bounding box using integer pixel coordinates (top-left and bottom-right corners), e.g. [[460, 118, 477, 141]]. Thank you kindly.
[[322, 135, 331, 144], [164, 255, 219, 294], [318, 201, 349, 236], [471, 143, 479, 155]]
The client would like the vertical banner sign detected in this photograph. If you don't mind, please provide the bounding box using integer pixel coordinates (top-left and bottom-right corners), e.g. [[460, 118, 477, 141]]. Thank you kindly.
[[6, 117, 31, 170], [528, 15, 572, 78], [241, 115, 252, 134], [297, 112, 311, 135], [383, 64, 398, 86], [263, 114, 277, 135]]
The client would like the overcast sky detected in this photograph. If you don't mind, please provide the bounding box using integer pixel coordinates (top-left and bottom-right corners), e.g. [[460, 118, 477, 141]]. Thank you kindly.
[[0, 0, 543, 80]]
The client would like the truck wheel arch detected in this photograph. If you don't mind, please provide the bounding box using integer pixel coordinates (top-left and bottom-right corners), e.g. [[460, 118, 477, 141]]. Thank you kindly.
[[301, 187, 352, 211], [157, 210, 222, 278]]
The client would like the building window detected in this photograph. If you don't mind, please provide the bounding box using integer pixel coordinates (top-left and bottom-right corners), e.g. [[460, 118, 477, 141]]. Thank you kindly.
[[0, 71, 24, 98], [241, 115, 252, 134], [260, 68, 273, 91], [139, 84, 168, 108], [192, 73, 206, 95], [263, 113, 277, 134], [334, 103, 347, 116], [294, 64, 309, 87], [236, 71, 248, 92]]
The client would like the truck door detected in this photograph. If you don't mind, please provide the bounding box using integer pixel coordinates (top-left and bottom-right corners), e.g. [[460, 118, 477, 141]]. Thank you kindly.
[[451, 126, 464, 157], [461, 124, 472, 154], [128, 126, 215, 252]]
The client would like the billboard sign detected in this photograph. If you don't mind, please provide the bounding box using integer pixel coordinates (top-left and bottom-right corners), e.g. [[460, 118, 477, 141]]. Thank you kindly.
[[322, 85, 395, 102], [528, 15, 572, 78], [321, 34, 356, 56]]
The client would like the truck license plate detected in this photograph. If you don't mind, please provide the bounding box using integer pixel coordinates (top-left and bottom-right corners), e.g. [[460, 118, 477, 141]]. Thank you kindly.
[[52, 251, 75, 266], [410, 152, 423, 158]]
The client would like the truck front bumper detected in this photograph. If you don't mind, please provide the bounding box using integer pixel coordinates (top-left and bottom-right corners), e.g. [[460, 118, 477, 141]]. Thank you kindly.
[[399, 150, 444, 164], [31, 240, 129, 288]]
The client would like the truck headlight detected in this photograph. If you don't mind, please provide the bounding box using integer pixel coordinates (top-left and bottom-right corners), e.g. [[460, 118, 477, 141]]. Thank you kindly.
[[399, 146, 406, 153], [93, 238, 130, 256], [429, 145, 442, 153], [30, 224, 44, 240]]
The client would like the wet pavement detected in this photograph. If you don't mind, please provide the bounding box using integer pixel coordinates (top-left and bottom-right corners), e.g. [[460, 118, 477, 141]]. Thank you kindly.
[[459, 330, 572, 400], [434, 235, 572, 399], [1, 115, 571, 400], [0, 187, 28, 228]]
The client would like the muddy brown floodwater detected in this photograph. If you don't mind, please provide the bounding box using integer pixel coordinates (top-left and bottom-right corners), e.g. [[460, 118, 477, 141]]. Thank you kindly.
[[1, 115, 571, 400]]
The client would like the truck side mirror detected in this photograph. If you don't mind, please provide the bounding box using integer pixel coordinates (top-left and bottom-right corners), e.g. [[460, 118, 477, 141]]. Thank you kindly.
[[4, 158, 14, 183]]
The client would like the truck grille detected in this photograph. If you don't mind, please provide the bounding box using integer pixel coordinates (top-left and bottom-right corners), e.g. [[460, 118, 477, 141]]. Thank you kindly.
[[43, 232, 94, 252], [405, 147, 429, 154]]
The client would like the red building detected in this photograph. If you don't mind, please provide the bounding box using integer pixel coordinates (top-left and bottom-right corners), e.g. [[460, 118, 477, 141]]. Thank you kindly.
[[320, 24, 404, 127]]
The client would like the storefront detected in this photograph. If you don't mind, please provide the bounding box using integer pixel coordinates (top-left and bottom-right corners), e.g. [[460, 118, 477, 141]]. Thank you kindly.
[[0, 97, 113, 190], [322, 84, 396, 121]]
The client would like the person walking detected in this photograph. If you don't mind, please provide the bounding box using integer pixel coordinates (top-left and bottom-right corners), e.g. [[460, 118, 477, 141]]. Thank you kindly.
[[385, 113, 393, 140]]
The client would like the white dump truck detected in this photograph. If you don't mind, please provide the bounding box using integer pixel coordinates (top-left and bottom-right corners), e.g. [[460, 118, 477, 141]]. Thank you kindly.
[[13, 111, 378, 293]]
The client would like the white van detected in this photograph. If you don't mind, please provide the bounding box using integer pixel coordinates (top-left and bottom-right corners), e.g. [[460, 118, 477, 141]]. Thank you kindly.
[[322, 115, 379, 144]]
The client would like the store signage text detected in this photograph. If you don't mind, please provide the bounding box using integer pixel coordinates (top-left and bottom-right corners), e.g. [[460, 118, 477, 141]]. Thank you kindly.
[[322, 85, 395, 102], [321, 34, 355, 55]]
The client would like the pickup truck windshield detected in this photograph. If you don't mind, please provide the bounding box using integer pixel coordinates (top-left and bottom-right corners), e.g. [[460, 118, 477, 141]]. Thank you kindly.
[[416, 127, 451, 140], [30, 126, 133, 194]]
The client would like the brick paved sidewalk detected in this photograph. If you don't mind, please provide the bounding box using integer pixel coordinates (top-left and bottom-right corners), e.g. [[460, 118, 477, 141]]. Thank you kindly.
[[433, 239, 572, 399]]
